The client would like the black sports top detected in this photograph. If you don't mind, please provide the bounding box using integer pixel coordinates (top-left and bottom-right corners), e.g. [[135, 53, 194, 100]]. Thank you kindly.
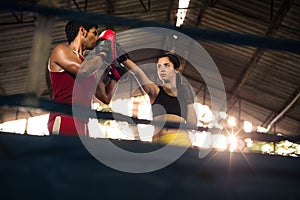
[[152, 86, 187, 119]]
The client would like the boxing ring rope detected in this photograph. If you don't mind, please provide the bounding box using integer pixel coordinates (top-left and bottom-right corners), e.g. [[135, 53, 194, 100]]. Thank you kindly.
[[1, 1, 300, 54], [1, 94, 299, 144], [0, 93, 202, 131]]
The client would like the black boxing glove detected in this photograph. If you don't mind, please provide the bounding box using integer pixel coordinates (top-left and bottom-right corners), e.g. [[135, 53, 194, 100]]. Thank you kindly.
[[95, 29, 116, 63], [108, 43, 129, 81], [95, 40, 112, 63], [107, 61, 128, 81]]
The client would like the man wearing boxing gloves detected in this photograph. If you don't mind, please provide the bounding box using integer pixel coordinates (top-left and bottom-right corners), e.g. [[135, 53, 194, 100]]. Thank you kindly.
[[117, 52, 198, 147], [47, 20, 126, 136], [95, 29, 128, 84]]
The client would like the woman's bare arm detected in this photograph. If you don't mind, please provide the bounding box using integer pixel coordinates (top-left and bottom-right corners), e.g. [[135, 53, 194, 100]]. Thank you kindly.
[[122, 59, 159, 103]]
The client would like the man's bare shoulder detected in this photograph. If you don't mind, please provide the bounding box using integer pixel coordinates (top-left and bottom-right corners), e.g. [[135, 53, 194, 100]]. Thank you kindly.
[[49, 44, 71, 72], [52, 43, 68, 54], [50, 43, 73, 61]]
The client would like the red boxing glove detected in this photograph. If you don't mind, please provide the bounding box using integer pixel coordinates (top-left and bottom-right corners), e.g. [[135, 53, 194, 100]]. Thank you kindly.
[[98, 29, 125, 80], [97, 29, 117, 59], [98, 29, 115, 41]]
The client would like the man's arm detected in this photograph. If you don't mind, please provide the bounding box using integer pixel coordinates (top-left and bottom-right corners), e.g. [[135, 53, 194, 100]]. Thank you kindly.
[[78, 54, 106, 78], [94, 78, 117, 105]]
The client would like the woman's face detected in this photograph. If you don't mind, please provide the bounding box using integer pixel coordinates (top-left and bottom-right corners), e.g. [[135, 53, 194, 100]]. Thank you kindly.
[[157, 56, 177, 82]]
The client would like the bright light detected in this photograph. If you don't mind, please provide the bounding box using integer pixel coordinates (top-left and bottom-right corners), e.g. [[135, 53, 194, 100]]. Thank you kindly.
[[276, 147, 286, 155], [219, 111, 227, 119], [228, 135, 237, 152], [137, 124, 154, 142], [110, 98, 131, 116], [192, 131, 211, 148], [88, 118, 106, 138], [257, 125, 268, 133], [92, 102, 100, 110], [137, 96, 152, 120], [195, 103, 213, 124], [211, 134, 227, 150], [261, 143, 273, 153], [243, 121, 252, 133], [0, 118, 26, 134], [283, 140, 293, 147], [244, 138, 253, 147], [27, 114, 49, 136], [176, 0, 190, 27], [227, 116, 237, 127], [296, 144, 300, 154], [202, 106, 213, 123], [192, 131, 227, 150], [103, 120, 135, 140]]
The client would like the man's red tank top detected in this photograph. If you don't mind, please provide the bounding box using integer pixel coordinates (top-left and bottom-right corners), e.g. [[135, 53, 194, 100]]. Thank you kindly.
[[49, 51, 97, 107]]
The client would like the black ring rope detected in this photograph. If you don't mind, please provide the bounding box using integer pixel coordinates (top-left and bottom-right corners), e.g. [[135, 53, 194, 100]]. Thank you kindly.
[[0, 94, 200, 131], [0, 1, 299, 54], [1, 94, 299, 143]]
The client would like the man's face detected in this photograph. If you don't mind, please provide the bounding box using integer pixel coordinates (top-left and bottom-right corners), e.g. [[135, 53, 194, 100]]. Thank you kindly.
[[84, 27, 98, 50]]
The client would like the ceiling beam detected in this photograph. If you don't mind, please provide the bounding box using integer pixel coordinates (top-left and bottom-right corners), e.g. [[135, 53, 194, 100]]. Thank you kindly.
[[261, 87, 300, 127], [195, 0, 219, 26], [72, 0, 82, 11], [138, 0, 151, 12], [106, 0, 115, 14], [227, 0, 293, 112], [84, 0, 88, 11], [12, 11, 23, 22], [72, 0, 89, 12], [167, 0, 176, 24], [195, 0, 209, 26]]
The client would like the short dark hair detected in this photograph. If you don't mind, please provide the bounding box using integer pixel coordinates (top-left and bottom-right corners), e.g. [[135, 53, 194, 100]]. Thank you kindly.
[[157, 52, 180, 70], [65, 20, 98, 44]]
